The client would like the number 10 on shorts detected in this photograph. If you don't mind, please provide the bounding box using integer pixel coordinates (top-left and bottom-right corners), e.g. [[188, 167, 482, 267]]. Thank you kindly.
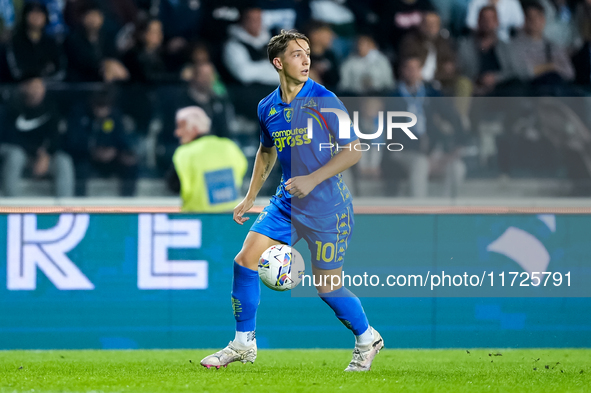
[[315, 241, 336, 263]]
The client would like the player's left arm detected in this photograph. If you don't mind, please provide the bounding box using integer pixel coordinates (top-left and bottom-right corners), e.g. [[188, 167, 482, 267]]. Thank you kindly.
[[285, 139, 361, 199]]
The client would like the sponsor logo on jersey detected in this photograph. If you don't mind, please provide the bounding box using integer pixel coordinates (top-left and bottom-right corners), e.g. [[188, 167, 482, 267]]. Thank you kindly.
[[270, 128, 312, 152]]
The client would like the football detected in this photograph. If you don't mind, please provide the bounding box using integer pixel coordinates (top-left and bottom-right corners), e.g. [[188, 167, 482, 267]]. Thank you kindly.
[[258, 245, 305, 291]]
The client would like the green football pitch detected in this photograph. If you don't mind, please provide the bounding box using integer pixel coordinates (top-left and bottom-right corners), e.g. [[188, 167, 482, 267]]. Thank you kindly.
[[1, 349, 590, 393]]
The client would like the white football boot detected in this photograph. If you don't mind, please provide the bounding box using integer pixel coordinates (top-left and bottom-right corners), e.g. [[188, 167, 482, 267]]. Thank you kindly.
[[200, 341, 257, 369], [344, 327, 384, 372]]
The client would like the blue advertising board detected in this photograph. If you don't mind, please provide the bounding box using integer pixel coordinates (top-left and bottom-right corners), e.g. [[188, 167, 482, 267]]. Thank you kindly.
[[0, 213, 590, 350]]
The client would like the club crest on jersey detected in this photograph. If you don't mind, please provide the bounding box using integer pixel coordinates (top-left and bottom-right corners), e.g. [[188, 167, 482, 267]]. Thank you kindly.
[[284, 107, 293, 123]]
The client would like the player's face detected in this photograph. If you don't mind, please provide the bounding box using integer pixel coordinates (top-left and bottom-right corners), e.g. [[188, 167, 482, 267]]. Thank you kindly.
[[278, 39, 310, 84]]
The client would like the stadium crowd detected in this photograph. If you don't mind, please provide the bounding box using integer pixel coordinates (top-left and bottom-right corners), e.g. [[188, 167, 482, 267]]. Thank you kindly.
[[1, 0, 591, 198]]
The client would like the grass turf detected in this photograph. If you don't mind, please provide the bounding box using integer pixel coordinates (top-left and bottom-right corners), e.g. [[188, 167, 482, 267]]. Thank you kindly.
[[0, 349, 590, 393]]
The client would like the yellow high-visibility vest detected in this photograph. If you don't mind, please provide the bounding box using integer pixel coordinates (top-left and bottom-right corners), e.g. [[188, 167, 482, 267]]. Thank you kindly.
[[173, 135, 247, 212]]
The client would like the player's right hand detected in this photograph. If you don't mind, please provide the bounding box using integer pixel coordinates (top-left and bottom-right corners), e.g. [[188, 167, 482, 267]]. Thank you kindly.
[[233, 197, 255, 225]]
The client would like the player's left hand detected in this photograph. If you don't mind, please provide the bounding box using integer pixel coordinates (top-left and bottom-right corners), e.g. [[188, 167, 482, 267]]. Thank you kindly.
[[285, 175, 318, 199]]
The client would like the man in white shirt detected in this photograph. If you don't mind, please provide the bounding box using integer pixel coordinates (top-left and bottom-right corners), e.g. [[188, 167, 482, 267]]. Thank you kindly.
[[223, 7, 279, 86], [338, 35, 395, 95]]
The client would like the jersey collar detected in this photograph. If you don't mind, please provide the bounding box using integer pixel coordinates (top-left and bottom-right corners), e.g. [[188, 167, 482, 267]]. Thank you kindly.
[[272, 78, 314, 106]]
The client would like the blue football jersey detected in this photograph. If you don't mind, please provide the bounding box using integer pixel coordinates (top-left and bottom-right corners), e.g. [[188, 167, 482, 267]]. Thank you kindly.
[[257, 78, 357, 216]]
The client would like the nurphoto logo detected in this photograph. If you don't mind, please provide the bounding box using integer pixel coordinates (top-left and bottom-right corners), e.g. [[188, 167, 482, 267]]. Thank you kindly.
[[306, 108, 418, 151]]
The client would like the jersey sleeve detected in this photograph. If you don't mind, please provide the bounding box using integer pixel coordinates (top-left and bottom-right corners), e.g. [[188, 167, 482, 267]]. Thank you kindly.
[[258, 104, 274, 148]]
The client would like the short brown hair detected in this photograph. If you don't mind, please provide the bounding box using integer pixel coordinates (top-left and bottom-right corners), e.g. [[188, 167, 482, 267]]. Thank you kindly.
[[478, 4, 498, 19], [267, 29, 310, 70]]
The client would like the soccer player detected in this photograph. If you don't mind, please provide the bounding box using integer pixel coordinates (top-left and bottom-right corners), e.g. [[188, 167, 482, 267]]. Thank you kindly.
[[200, 30, 383, 371]]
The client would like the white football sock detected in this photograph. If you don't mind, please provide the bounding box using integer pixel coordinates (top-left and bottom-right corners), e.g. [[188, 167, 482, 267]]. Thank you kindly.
[[355, 326, 374, 347], [234, 331, 256, 347]]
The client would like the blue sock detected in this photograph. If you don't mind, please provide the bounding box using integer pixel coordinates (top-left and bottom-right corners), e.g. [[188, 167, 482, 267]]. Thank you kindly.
[[231, 261, 260, 332], [319, 287, 369, 335]]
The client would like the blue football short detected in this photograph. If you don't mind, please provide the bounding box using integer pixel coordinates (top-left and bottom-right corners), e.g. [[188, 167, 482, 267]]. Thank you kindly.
[[249, 200, 354, 270]]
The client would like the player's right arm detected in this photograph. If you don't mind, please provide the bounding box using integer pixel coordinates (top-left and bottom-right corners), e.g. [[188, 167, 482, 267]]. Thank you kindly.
[[233, 144, 277, 225]]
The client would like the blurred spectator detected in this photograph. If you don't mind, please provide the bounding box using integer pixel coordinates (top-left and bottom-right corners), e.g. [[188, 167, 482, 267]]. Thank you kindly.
[[174, 62, 234, 139], [183, 62, 234, 138], [158, 62, 236, 171], [572, 0, 591, 87], [399, 11, 455, 83], [65, 2, 129, 82], [384, 56, 466, 198], [180, 42, 227, 96], [158, 0, 203, 42], [458, 5, 527, 96], [64, 0, 138, 56], [0, 78, 74, 197], [167, 106, 247, 212], [64, 0, 137, 37], [436, 57, 473, 120], [33, 0, 67, 37], [309, 0, 357, 57], [373, 0, 435, 52], [140, 0, 203, 68], [540, 0, 579, 50], [5, 1, 65, 81], [222, 7, 278, 86], [307, 21, 339, 91], [123, 17, 180, 83], [511, 2, 574, 85], [64, 90, 138, 196], [338, 34, 394, 95], [466, 0, 524, 42]]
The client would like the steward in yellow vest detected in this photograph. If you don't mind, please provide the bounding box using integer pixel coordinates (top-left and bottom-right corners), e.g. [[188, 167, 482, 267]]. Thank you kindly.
[[171, 106, 247, 212]]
